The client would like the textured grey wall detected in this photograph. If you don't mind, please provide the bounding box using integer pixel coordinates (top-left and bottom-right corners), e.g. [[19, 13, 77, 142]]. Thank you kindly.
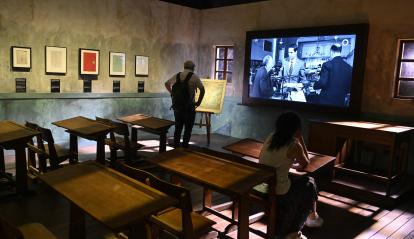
[[0, 94, 210, 143], [1, 0, 414, 174], [0, 0, 200, 93]]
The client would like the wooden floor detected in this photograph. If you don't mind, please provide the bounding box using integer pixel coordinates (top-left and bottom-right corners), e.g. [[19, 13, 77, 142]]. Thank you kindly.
[[1, 133, 414, 239]]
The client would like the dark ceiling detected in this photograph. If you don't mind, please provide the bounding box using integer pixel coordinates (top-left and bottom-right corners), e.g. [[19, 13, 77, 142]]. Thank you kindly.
[[160, 0, 268, 9]]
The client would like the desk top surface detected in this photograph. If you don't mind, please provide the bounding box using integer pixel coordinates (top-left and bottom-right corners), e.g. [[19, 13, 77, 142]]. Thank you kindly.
[[39, 161, 176, 231], [53, 116, 113, 136], [312, 120, 414, 134], [150, 148, 274, 195], [223, 138, 335, 174], [118, 114, 174, 130], [0, 120, 39, 144]]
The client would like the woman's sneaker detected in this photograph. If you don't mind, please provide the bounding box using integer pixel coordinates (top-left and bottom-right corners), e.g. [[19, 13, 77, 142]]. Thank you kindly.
[[286, 231, 308, 239], [305, 214, 324, 227]]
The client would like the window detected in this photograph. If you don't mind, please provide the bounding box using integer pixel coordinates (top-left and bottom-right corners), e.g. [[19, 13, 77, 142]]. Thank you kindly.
[[214, 46, 233, 83], [395, 40, 414, 98]]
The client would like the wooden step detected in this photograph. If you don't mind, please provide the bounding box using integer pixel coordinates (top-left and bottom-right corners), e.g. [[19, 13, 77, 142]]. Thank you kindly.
[[325, 173, 414, 208]]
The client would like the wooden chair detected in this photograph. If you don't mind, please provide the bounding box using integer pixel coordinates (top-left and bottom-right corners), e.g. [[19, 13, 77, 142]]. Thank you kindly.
[[95, 117, 143, 163], [114, 162, 217, 239], [0, 217, 57, 239], [26, 122, 74, 172], [37, 125, 74, 170], [25, 122, 47, 175], [197, 147, 277, 238]]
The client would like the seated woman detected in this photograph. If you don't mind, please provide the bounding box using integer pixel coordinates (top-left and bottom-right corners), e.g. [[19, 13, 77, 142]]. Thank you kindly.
[[254, 112, 323, 239]]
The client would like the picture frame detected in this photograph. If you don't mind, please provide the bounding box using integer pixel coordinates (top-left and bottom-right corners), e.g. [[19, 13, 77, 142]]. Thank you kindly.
[[45, 46, 67, 74], [79, 48, 99, 75], [11, 46, 31, 70], [109, 52, 126, 76], [135, 55, 149, 76]]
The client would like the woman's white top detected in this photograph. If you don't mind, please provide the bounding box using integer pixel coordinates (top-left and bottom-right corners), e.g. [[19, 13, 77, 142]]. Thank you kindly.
[[254, 133, 296, 195]]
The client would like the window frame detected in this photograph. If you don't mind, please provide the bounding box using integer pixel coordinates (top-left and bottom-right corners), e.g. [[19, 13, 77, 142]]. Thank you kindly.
[[394, 39, 414, 99], [214, 45, 233, 83]]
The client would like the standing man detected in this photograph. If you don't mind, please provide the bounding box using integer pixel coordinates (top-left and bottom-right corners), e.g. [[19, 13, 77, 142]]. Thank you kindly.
[[165, 60, 205, 148], [313, 44, 352, 107], [280, 44, 306, 83], [251, 55, 274, 98]]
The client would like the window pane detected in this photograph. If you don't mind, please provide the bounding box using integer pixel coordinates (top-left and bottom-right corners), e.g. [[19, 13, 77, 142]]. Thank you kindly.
[[227, 48, 234, 59], [397, 80, 414, 97], [216, 60, 225, 71], [216, 72, 224, 80], [399, 62, 414, 78], [216, 47, 225, 59], [226, 72, 232, 83], [227, 60, 233, 72], [402, 42, 414, 60]]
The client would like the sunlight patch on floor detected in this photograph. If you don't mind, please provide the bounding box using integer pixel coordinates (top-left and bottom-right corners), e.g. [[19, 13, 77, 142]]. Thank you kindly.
[[318, 191, 381, 217]]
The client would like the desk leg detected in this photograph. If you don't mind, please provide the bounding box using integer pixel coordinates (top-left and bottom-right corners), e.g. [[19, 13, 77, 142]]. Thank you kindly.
[[129, 223, 148, 239], [159, 132, 167, 153], [203, 188, 212, 209], [129, 127, 139, 160], [267, 194, 276, 239], [70, 134, 78, 162], [206, 113, 211, 146], [96, 137, 106, 165], [233, 200, 239, 220], [131, 127, 138, 150], [15, 146, 28, 194], [386, 144, 396, 196], [0, 147, 5, 173], [237, 196, 249, 239], [70, 203, 85, 239]]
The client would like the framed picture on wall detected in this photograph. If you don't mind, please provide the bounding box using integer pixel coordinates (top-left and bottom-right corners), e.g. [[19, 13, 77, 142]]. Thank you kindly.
[[109, 52, 126, 76], [45, 46, 67, 74], [79, 48, 99, 75], [135, 55, 149, 76], [11, 46, 31, 70]]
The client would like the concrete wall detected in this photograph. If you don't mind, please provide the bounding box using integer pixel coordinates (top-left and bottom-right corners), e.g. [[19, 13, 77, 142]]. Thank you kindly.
[[0, 93, 206, 143], [0, 0, 200, 93], [1, 0, 414, 173]]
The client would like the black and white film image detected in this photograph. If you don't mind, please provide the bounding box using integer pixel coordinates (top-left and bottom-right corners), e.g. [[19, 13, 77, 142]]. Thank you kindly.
[[248, 35, 357, 107]]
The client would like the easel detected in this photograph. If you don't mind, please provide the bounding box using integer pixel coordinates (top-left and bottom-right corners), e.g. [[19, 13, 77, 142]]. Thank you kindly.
[[195, 110, 213, 145]]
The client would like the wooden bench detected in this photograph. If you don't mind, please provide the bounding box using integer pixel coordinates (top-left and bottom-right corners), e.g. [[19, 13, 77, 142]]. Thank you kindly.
[[95, 117, 144, 164], [114, 162, 217, 239], [0, 217, 57, 239], [117, 114, 175, 153]]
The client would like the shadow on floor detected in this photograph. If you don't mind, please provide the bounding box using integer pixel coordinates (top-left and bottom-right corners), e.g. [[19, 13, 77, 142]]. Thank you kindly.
[[302, 201, 376, 239]]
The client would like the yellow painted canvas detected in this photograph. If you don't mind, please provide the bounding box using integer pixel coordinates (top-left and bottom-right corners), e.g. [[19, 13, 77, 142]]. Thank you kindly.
[[195, 79, 227, 114]]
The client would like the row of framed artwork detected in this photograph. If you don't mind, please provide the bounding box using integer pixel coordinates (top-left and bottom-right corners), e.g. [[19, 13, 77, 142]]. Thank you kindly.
[[11, 46, 149, 77]]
